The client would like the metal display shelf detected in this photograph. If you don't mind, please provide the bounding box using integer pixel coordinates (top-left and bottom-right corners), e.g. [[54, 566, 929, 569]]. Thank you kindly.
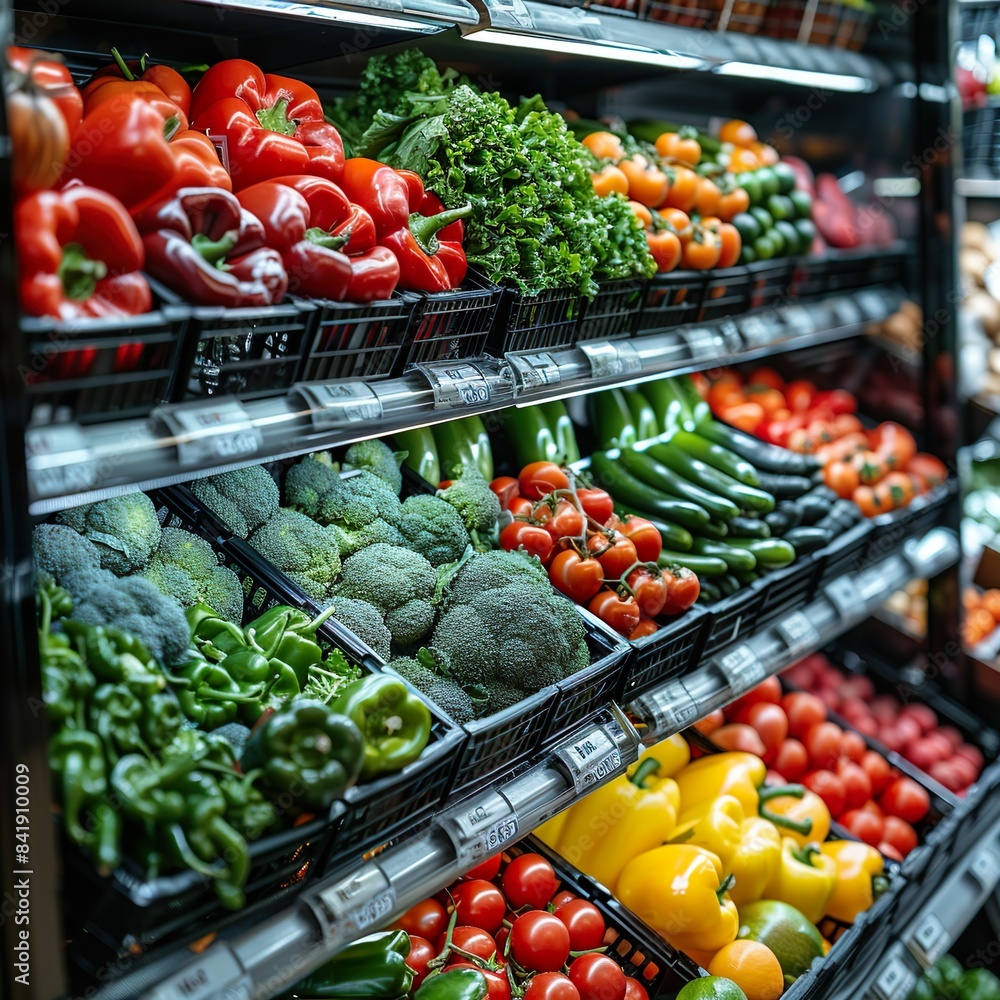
[[87, 526, 959, 1000], [25, 286, 900, 514]]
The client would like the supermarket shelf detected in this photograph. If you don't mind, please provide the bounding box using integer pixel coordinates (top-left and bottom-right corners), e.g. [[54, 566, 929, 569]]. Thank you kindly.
[[956, 177, 1000, 198], [93, 526, 958, 1000], [25, 285, 900, 515]]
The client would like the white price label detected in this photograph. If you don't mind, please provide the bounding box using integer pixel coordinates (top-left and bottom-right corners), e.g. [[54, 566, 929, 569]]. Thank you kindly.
[[579, 340, 642, 379], [908, 912, 946, 964], [631, 680, 699, 734], [718, 644, 766, 695], [825, 576, 863, 619], [26, 423, 100, 499], [313, 865, 394, 935], [739, 314, 773, 348], [717, 318, 742, 351], [680, 327, 722, 358], [871, 956, 917, 1000], [552, 725, 624, 794], [834, 297, 864, 327], [782, 305, 816, 336], [777, 611, 820, 658], [857, 289, 889, 320], [296, 381, 383, 429], [148, 947, 251, 1000], [971, 846, 1000, 888], [157, 399, 262, 468], [439, 792, 519, 870], [858, 570, 890, 604], [507, 352, 562, 392], [415, 361, 492, 409]]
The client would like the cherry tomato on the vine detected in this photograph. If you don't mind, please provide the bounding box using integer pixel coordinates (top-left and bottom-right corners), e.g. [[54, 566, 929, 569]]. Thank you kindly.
[[510, 911, 572, 973], [525, 974, 581, 1000], [464, 854, 502, 881], [519, 462, 569, 501], [535, 498, 585, 543], [624, 978, 649, 1000], [628, 619, 660, 639], [618, 514, 662, 563], [500, 521, 555, 564], [568, 954, 627, 1000], [659, 566, 700, 614], [452, 880, 506, 933], [502, 853, 558, 910], [440, 926, 499, 962], [489, 476, 521, 511], [393, 898, 447, 940], [626, 567, 668, 618], [576, 488, 614, 524], [588, 590, 641, 636], [587, 532, 638, 579], [549, 550, 605, 604], [405, 935, 436, 990], [550, 891, 577, 911], [554, 899, 606, 951]]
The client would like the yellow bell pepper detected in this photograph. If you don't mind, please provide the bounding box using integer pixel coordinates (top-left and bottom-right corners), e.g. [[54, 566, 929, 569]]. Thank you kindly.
[[617, 844, 739, 953], [820, 840, 888, 924], [635, 733, 690, 777], [675, 752, 766, 815], [759, 785, 830, 847], [764, 839, 838, 923], [535, 809, 568, 849], [670, 795, 781, 906], [554, 756, 678, 890]]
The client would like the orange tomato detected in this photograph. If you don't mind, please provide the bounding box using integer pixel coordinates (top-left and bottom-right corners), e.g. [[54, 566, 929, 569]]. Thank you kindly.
[[728, 148, 761, 172], [663, 165, 699, 211], [582, 131, 624, 160], [852, 485, 882, 518], [748, 367, 784, 390], [881, 471, 915, 508], [718, 186, 751, 222], [591, 164, 629, 197], [621, 156, 669, 207], [869, 422, 917, 470], [745, 385, 785, 414], [690, 372, 711, 397], [659, 207, 693, 241], [719, 119, 758, 146], [831, 413, 864, 437], [784, 379, 816, 412], [655, 130, 701, 166], [751, 141, 779, 165], [906, 453, 947, 488], [852, 450, 888, 486], [647, 229, 682, 273], [982, 589, 1000, 622], [824, 460, 860, 499], [694, 177, 722, 217], [873, 478, 897, 512], [708, 380, 745, 411], [967, 608, 996, 640], [720, 401, 766, 433], [629, 200, 653, 228], [681, 227, 722, 269], [964, 588, 983, 611], [715, 221, 742, 267], [815, 432, 868, 465]]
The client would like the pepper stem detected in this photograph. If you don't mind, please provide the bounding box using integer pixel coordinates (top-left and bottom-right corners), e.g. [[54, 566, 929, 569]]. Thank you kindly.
[[716, 872, 736, 902], [758, 783, 814, 836], [629, 756, 661, 788], [58, 243, 107, 301], [304, 226, 349, 252], [872, 874, 889, 899], [111, 47, 136, 81], [192, 230, 239, 267], [163, 114, 181, 141], [791, 843, 821, 867], [195, 686, 265, 703], [408, 204, 472, 257], [292, 601, 341, 637], [256, 97, 297, 136]]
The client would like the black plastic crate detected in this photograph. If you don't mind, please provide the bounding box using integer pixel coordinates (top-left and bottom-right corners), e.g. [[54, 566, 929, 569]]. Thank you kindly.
[[635, 270, 704, 334], [698, 265, 751, 322], [490, 279, 583, 354], [577, 278, 646, 341], [754, 553, 823, 627], [20, 298, 185, 425], [700, 585, 765, 658], [815, 518, 874, 588], [792, 256, 834, 299], [299, 294, 414, 382], [747, 258, 796, 311], [401, 272, 503, 368], [622, 603, 709, 698], [863, 480, 954, 566]]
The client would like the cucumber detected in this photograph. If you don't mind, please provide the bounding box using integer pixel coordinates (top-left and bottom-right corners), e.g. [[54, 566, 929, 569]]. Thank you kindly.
[[637, 380, 686, 436], [816, 499, 863, 533], [590, 451, 708, 524], [699, 519, 729, 539], [459, 414, 493, 481], [394, 427, 439, 486], [617, 507, 693, 551], [622, 385, 659, 441], [734, 569, 759, 585], [616, 498, 711, 533], [729, 516, 771, 539], [755, 470, 814, 499], [618, 447, 740, 522], [795, 491, 834, 526], [670, 428, 760, 486], [647, 442, 776, 514], [717, 574, 741, 597], [501, 405, 560, 469], [669, 376, 712, 425], [691, 537, 756, 571], [589, 389, 637, 450], [697, 419, 821, 475], [782, 526, 832, 554], [743, 537, 796, 567], [541, 400, 580, 464], [658, 550, 729, 577], [765, 500, 803, 535], [434, 419, 482, 481], [698, 579, 722, 603]]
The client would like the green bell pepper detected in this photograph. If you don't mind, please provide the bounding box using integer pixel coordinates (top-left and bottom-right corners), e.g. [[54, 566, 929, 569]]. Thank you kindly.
[[142, 690, 184, 749], [959, 969, 1000, 1000], [287, 930, 414, 998], [242, 698, 364, 812], [415, 968, 489, 1000], [333, 675, 431, 779], [48, 728, 107, 849], [220, 769, 277, 840], [187, 602, 248, 657], [89, 683, 149, 762], [244, 604, 338, 687], [110, 752, 190, 824], [172, 654, 266, 730]]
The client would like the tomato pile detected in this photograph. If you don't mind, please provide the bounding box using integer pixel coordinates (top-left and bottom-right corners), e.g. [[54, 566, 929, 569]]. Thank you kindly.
[[393, 851, 650, 1000], [786, 653, 986, 794], [493, 462, 700, 639], [698, 369, 947, 518], [963, 587, 1000, 647], [697, 674, 932, 859]]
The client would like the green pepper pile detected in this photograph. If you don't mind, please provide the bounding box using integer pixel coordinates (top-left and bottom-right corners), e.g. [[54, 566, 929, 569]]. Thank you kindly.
[[911, 956, 1000, 1000]]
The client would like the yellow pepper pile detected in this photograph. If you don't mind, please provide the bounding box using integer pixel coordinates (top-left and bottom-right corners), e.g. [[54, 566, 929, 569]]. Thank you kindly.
[[538, 742, 887, 958]]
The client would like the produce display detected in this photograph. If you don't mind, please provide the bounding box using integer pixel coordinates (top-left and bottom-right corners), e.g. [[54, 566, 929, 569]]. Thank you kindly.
[[881, 578, 929, 636], [909, 955, 1000, 1000]]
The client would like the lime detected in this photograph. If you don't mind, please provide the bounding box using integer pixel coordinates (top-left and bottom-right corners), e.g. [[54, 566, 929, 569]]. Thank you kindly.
[[958, 969, 1000, 1000], [736, 901, 824, 984], [765, 194, 795, 222], [794, 218, 817, 249], [731, 212, 761, 243], [931, 956, 964, 987], [756, 167, 779, 198], [789, 189, 813, 218], [775, 220, 801, 255], [752, 235, 775, 260], [749, 207, 774, 232], [676, 977, 748, 1000], [737, 172, 762, 205], [739, 245, 757, 265], [771, 162, 797, 194], [766, 227, 785, 255]]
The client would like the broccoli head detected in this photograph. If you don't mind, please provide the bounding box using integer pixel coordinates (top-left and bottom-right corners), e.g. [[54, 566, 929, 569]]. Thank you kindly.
[[33, 523, 101, 588], [439, 548, 550, 608], [388, 650, 481, 724], [248, 508, 342, 601], [284, 455, 341, 520], [436, 477, 500, 550], [398, 494, 470, 567], [320, 596, 392, 661], [330, 518, 404, 559], [317, 470, 402, 530], [334, 544, 437, 648], [55, 492, 161, 575], [189, 466, 280, 539], [343, 439, 404, 495], [141, 527, 244, 622]]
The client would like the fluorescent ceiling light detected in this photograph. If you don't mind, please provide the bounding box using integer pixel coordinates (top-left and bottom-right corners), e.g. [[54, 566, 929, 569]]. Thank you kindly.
[[200, 0, 429, 30], [465, 29, 705, 69], [715, 61, 877, 92], [873, 177, 920, 197]]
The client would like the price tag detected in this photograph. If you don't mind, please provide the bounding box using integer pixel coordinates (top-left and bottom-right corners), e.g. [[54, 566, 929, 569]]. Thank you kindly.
[[552, 725, 624, 793], [578, 340, 642, 379], [858, 570, 890, 604], [717, 319, 742, 352], [296, 381, 383, 429], [971, 846, 1000, 888], [739, 314, 773, 348], [312, 865, 395, 936], [857, 289, 889, 320], [833, 297, 864, 327], [870, 955, 917, 1000], [630, 680, 699, 735], [147, 947, 251, 1000], [157, 399, 263, 468], [908, 912, 946, 965], [26, 423, 100, 499], [777, 611, 821, 658], [414, 361, 492, 409], [507, 352, 562, 392], [782, 305, 816, 336], [718, 644, 767, 695], [680, 327, 722, 359], [825, 575, 863, 619], [439, 791, 519, 870]]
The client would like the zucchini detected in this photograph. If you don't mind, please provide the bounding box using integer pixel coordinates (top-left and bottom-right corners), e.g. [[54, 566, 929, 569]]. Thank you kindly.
[[657, 550, 728, 577], [698, 579, 722, 603], [699, 519, 730, 539], [622, 385, 659, 441], [743, 537, 797, 567], [729, 516, 771, 539], [765, 500, 803, 535], [616, 498, 711, 533], [670, 428, 760, 486], [589, 389, 637, 450], [808, 485, 839, 503], [460, 415, 493, 481], [697, 419, 821, 475], [590, 451, 709, 524], [618, 447, 740, 522], [394, 427, 439, 486], [755, 470, 814, 499], [637, 380, 685, 436], [541, 400, 581, 464], [669, 376, 712, 425], [734, 569, 759, 585], [616, 506, 693, 551], [501, 405, 559, 469], [691, 537, 756, 572], [783, 526, 832, 554], [434, 419, 482, 481], [717, 574, 741, 597], [795, 492, 834, 526]]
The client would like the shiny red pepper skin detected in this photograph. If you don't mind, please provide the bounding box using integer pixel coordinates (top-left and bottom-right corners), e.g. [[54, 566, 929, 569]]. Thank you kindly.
[[130, 130, 233, 216], [85, 50, 192, 116], [338, 158, 412, 240], [8, 46, 83, 137]]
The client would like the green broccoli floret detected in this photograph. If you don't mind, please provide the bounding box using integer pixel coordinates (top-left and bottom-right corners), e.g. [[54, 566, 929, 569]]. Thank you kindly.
[[397, 494, 470, 567], [190, 466, 280, 539], [317, 471, 403, 530], [284, 455, 341, 520], [320, 596, 392, 661], [33, 523, 101, 587], [248, 509, 342, 601], [388, 650, 480, 724], [334, 544, 437, 648], [141, 527, 243, 622], [436, 476, 500, 551], [486, 684, 531, 716], [439, 548, 550, 608], [343, 439, 404, 495], [55, 493, 161, 575], [330, 518, 404, 559]]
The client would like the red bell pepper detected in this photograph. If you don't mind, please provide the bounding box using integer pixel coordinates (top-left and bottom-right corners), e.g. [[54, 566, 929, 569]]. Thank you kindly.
[[85, 48, 192, 116], [133, 186, 288, 307], [83, 79, 188, 134], [63, 93, 178, 211], [8, 47, 83, 137], [237, 175, 398, 303], [190, 59, 343, 190], [17, 185, 152, 320], [129, 130, 233, 215]]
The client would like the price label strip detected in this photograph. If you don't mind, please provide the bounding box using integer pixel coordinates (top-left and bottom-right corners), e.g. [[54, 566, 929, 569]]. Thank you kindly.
[[907, 912, 947, 966], [870, 955, 918, 1000], [718, 644, 767, 695], [414, 360, 493, 409], [777, 611, 821, 659], [825, 575, 864, 620], [782, 305, 816, 337], [157, 399, 263, 468], [310, 864, 396, 937], [578, 340, 642, 380], [857, 289, 889, 321], [552, 724, 625, 794], [717, 319, 742, 352], [438, 791, 520, 870], [971, 846, 1000, 889], [26, 422, 100, 499], [507, 352, 561, 392], [296, 381, 384, 430], [631, 680, 699, 735], [739, 314, 773, 349], [680, 327, 722, 359], [147, 946, 252, 1000], [833, 297, 864, 327]]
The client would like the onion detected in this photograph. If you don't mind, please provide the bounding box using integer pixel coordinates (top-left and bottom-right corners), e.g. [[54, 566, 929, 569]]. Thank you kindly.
[[7, 74, 68, 194]]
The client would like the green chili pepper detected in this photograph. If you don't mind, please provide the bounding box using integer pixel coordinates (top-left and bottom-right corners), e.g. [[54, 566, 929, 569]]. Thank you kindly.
[[244, 604, 338, 687], [173, 655, 266, 730], [62, 620, 165, 695], [259, 660, 302, 716], [288, 930, 414, 998], [48, 728, 107, 848], [333, 675, 432, 779], [110, 753, 189, 824], [242, 698, 364, 811], [91, 796, 122, 876], [219, 769, 278, 840], [88, 683, 149, 762], [187, 602, 247, 657], [142, 690, 184, 749], [415, 968, 489, 1000]]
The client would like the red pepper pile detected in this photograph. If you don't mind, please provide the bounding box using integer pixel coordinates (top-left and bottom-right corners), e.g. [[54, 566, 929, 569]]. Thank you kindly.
[[10, 48, 471, 324], [393, 850, 652, 1000], [491, 461, 700, 640]]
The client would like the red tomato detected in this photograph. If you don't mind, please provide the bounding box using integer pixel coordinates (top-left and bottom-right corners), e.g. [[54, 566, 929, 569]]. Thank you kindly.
[[660, 566, 700, 614], [837, 760, 873, 811], [840, 731, 867, 764], [861, 750, 892, 795], [500, 521, 555, 564], [893, 716, 921, 748], [937, 726, 964, 751], [782, 692, 827, 740], [803, 769, 847, 817], [879, 777, 931, 824], [549, 550, 605, 604], [881, 815, 918, 856], [947, 755, 979, 787], [587, 532, 639, 579], [840, 674, 875, 701], [729, 676, 783, 714], [928, 761, 966, 792], [906, 737, 948, 772], [394, 898, 448, 939], [618, 514, 662, 563], [899, 703, 937, 733], [510, 912, 572, 973], [577, 488, 614, 524], [519, 462, 570, 501], [450, 963, 512, 1000], [465, 854, 502, 881], [502, 854, 558, 910], [588, 590, 641, 637], [954, 744, 985, 771], [804, 722, 844, 770], [744, 703, 788, 760], [555, 900, 606, 951], [852, 715, 880, 739], [536, 498, 585, 543], [550, 891, 577, 910], [568, 954, 627, 1000], [629, 619, 660, 640], [870, 695, 898, 726], [840, 808, 884, 846], [452, 880, 506, 933], [627, 568, 668, 618], [694, 709, 725, 736], [784, 380, 816, 412], [490, 476, 521, 510], [525, 974, 581, 1000], [624, 979, 649, 1000], [879, 842, 904, 863], [406, 936, 436, 989], [509, 496, 533, 516], [772, 739, 809, 782], [711, 724, 766, 756], [440, 927, 499, 962]]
